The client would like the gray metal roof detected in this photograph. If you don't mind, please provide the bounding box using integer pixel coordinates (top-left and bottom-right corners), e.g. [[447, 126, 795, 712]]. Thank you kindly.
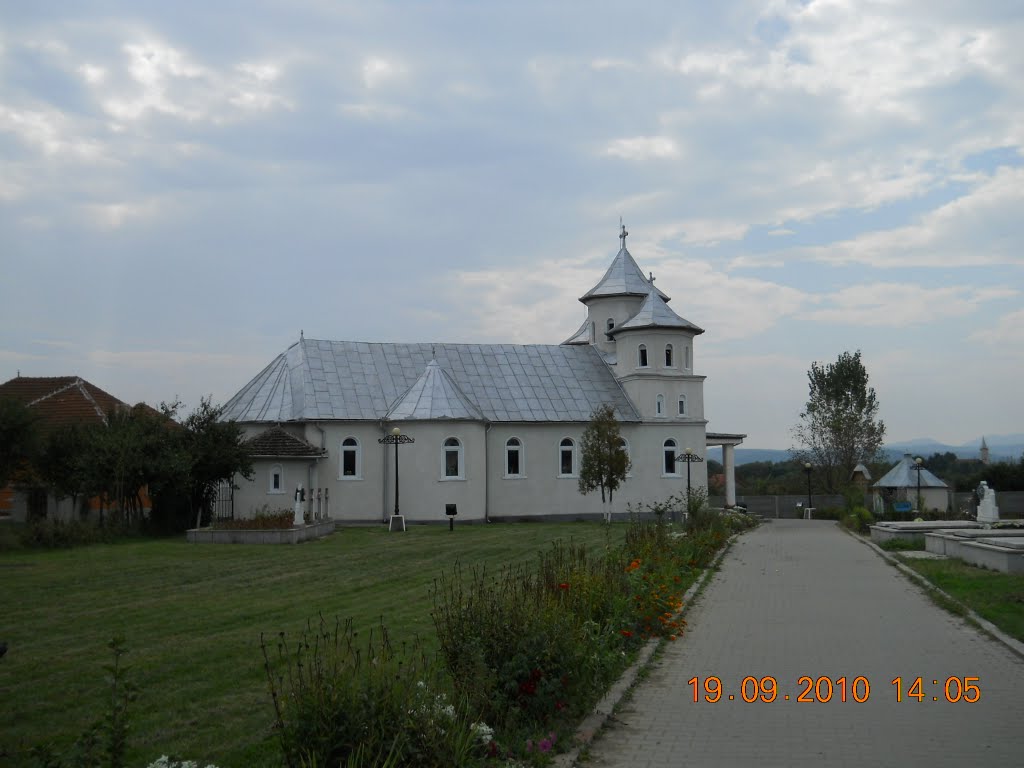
[[580, 247, 670, 303], [562, 317, 592, 345], [611, 287, 704, 336], [222, 339, 641, 424], [872, 454, 948, 489], [386, 360, 485, 421]]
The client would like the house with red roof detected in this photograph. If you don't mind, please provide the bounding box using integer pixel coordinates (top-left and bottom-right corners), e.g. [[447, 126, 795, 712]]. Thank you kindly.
[[0, 376, 148, 522]]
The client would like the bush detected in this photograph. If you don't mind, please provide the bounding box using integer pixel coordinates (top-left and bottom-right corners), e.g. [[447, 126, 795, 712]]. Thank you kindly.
[[19, 519, 133, 549], [840, 506, 874, 534], [432, 551, 625, 738], [213, 510, 293, 530], [263, 616, 480, 768]]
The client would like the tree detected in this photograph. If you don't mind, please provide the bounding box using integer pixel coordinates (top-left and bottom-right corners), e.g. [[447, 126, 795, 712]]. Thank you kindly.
[[791, 350, 886, 493], [578, 404, 631, 522], [0, 397, 40, 488], [180, 397, 254, 528]]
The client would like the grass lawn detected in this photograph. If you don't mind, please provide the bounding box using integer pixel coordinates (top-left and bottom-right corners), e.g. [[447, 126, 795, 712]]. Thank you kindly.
[[900, 557, 1024, 643], [0, 521, 626, 767]]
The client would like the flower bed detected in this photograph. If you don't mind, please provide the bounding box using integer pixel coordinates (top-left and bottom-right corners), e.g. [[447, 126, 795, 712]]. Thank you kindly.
[[186, 518, 335, 544]]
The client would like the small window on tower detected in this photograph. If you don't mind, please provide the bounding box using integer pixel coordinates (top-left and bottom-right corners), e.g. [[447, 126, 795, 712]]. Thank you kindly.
[[665, 344, 674, 367], [638, 345, 648, 368]]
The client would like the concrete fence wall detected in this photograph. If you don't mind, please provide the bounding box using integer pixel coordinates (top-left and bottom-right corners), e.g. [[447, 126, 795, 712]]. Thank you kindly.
[[710, 491, 1024, 519], [709, 494, 846, 518]]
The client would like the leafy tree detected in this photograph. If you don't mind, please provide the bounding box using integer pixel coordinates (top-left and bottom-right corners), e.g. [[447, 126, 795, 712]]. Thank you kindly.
[[0, 397, 40, 488], [578, 404, 630, 521], [180, 397, 254, 528], [790, 350, 886, 493]]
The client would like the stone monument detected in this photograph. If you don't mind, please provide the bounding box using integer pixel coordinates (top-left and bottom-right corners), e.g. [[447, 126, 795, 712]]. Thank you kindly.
[[976, 481, 1000, 524], [293, 485, 306, 527]]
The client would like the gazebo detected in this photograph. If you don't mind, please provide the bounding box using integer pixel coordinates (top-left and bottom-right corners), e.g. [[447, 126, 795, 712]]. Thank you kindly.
[[871, 453, 950, 516]]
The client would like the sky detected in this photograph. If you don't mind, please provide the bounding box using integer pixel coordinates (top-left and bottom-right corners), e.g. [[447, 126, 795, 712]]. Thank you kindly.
[[1, 0, 1022, 449]]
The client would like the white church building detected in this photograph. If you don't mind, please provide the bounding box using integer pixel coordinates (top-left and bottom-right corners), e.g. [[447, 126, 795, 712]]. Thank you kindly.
[[220, 227, 745, 523]]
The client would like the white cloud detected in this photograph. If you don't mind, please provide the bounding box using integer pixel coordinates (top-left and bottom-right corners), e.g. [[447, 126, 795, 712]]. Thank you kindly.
[[338, 102, 408, 121], [0, 104, 104, 160], [361, 56, 406, 89], [802, 283, 1018, 327], [602, 136, 679, 160], [801, 166, 1024, 268], [99, 38, 290, 122], [84, 198, 164, 230], [970, 308, 1024, 346]]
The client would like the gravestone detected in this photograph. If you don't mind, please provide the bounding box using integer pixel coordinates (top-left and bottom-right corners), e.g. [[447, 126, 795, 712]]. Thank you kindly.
[[293, 485, 305, 527], [977, 481, 1000, 524]]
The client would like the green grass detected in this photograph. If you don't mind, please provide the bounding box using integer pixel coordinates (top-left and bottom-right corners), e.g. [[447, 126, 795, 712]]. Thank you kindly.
[[0, 521, 625, 767], [901, 557, 1024, 643], [879, 537, 925, 551]]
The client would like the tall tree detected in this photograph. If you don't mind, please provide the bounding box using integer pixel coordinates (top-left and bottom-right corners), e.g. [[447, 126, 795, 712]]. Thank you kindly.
[[791, 350, 886, 493], [578, 404, 631, 521]]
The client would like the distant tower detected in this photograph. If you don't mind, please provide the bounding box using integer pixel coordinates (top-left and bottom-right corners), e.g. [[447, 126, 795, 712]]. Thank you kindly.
[[980, 436, 990, 465]]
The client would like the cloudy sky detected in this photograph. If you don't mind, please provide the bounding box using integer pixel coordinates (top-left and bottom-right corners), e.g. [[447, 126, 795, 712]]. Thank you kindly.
[[2, 0, 1021, 449]]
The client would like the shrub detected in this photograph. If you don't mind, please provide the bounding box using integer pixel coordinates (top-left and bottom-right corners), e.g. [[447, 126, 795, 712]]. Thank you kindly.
[[213, 510, 293, 530], [19, 519, 133, 549], [262, 615, 480, 768]]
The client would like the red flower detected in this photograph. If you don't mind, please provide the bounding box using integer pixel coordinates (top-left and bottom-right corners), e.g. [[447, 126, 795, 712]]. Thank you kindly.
[[620, 629, 633, 638], [558, 582, 570, 591]]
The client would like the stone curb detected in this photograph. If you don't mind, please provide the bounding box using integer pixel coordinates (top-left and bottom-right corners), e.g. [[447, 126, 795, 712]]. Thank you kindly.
[[554, 533, 739, 768], [844, 525, 1024, 662]]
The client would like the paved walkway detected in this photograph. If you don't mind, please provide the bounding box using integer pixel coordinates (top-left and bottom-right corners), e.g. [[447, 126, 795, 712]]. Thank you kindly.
[[582, 520, 1024, 767]]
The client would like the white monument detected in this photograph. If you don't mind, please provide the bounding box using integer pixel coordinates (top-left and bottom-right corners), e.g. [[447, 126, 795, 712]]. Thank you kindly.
[[976, 481, 1000, 524], [293, 485, 306, 527]]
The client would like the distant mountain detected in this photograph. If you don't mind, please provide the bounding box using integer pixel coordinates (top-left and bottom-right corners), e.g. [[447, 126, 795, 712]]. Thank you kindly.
[[725, 435, 1024, 467], [885, 434, 1024, 463]]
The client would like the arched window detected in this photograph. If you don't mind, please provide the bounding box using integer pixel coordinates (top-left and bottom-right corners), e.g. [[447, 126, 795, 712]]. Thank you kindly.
[[269, 464, 284, 494], [677, 395, 687, 416], [558, 437, 576, 477], [340, 437, 361, 479], [685, 345, 691, 369], [665, 344, 674, 367], [663, 439, 678, 476], [606, 318, 615, 338], [443, 437, 464, 479], [638, 344, 648, 368], [656, 394, 665, 417], [505, 437, 523, 478]]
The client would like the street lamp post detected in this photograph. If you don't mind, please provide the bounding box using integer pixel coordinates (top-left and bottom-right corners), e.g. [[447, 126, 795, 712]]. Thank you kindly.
[[804, 463, 813, 516], [378, 426, 414, 530], [912, 457, 924, 516], [676, 448, 704, 518]]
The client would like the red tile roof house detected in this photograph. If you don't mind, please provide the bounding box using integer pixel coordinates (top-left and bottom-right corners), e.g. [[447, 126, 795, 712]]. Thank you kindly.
[[0, 376, 151, 523]]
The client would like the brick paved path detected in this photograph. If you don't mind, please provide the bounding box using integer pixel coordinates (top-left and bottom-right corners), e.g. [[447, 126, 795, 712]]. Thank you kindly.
[[582, 520, 1024, 767]]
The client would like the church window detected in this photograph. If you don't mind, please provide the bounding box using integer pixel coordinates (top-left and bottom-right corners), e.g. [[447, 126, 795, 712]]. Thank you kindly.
[[656, 394, 664, 417], [505, 437, 523, 477], [678, 395, 687, 416], [665, 344, 674, 367], [443, 437, 464, 479], [638, 345, 648, 368], [685, 345, 691, 369], [619, 437, 632, 476], [340, 437, 361, 479], [606, 318, 615, 338], [663, 439, 679, 476], [559, 438, 577, 477], [269, 464, 284, 494]]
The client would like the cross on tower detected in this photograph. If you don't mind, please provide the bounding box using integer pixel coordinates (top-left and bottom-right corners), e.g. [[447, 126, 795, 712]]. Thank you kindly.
[[619, 222, 628, 248]]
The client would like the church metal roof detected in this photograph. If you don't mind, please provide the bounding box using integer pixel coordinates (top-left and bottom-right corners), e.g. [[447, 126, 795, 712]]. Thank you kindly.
[[562, 317, 592, 345], [222, 339, 641, 424], [579, 246, 670, 303], [386, 360, 485, 421], [872, 454, 948, 489], [610, 287, 704, 336]]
